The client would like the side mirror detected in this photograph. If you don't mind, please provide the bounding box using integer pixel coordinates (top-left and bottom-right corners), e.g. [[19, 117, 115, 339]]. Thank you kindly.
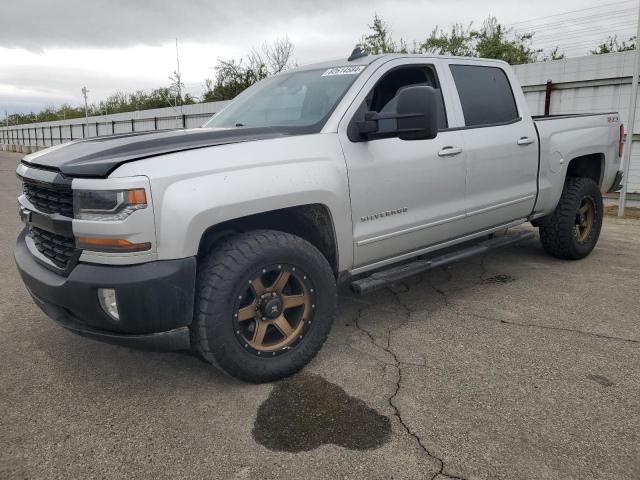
[[355, 85, 439, 141], [356, 111, 379, 136], [395, 85, 439, 140]]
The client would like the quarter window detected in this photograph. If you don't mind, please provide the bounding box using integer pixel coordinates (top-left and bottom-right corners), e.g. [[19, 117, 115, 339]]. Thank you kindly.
[[450, 65, 519, 127]]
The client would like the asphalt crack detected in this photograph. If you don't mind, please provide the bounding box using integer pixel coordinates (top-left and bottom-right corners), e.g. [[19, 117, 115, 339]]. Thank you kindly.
[[467, 311, 640, 344], [425, 254, 489, 306], [424, 255, 640, 344], [345, 249, 636, 479], [350, 286, 467, 480]]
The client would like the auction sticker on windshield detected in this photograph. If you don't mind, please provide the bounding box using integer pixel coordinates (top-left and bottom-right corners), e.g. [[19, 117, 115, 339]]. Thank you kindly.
[[322, 66, 366, 76]]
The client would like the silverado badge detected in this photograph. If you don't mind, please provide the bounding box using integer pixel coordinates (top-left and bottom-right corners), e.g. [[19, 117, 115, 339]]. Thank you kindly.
[[361, 207, 408, 222]]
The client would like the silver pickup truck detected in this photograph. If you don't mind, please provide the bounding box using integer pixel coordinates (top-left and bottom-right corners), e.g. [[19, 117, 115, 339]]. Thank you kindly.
[[15, 52, 624, 382]]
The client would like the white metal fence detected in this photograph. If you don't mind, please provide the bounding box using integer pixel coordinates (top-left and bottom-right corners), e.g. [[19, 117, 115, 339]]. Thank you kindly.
[[0, 100, 230, 149]]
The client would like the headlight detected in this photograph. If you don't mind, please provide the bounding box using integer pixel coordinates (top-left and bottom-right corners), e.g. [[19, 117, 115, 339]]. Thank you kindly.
[[73, 188, 147, 221]]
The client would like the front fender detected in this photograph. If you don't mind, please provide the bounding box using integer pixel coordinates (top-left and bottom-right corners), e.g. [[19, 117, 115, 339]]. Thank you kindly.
[[113, 134, 354, 271]]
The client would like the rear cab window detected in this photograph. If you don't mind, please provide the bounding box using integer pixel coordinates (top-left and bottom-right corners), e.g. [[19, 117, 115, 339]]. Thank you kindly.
[[449, 64, 519, 127]]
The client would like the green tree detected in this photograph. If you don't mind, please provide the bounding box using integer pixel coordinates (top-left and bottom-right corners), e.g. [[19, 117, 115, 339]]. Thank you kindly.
[[365, 14, 553, 65], [94, 88, 195, 115], [590, 35, 636, 55], [474, 17, 539, 65], [203, 57, 268, 102], [167, 69, 196, 108], [98, 91, 130, 113], [421, 24, 475, 56], [203, 78, 215, 101], [360, 14, 408, 54], [203, 37, 295, 102], [540, 46, 565, 62]]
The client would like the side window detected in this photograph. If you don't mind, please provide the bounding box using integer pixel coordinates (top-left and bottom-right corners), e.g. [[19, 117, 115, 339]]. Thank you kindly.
[[350, 65, 448, 138], [450, 65, 519, 127]]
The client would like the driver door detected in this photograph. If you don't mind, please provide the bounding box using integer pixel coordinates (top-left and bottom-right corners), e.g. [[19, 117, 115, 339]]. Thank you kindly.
[[338, 59, 469, 268]]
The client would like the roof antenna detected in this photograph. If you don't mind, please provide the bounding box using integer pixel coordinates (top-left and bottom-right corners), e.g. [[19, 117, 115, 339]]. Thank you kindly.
[[348, 45, 367, 61]]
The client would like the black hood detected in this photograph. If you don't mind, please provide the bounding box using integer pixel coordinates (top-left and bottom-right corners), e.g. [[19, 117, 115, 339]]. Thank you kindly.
[[22, 127, 286, 178]]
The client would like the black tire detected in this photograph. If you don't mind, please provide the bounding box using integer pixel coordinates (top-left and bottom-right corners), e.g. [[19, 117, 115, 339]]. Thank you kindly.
[[191, 230, 337, 383], [539, 177, 603, 260]]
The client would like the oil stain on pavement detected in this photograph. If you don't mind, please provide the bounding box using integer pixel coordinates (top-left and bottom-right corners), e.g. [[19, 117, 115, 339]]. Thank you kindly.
[[253, 374, 391, 452]]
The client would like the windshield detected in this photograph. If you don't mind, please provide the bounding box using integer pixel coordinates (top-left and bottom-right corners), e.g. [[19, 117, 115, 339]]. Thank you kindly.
[[203, 66, 365, 133]]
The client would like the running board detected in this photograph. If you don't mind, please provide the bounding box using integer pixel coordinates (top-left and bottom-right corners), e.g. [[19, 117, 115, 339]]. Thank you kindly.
[[350, 231, 535, 295]]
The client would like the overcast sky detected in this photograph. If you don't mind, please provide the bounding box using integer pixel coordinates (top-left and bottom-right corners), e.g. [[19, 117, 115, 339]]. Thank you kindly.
[[1, 0, 636, 114]]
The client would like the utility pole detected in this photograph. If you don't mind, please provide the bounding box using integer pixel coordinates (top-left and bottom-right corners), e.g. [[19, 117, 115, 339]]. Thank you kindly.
[[175, 38, 183, 117], [618, 3, 640, 217], [175, 39, 181, 98], [167, 38, 184, 128], [81, 86, 90, 126]]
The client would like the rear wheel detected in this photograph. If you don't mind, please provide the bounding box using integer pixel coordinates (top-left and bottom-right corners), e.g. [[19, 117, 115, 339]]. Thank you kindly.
[[539, 177, 603, 260], [191, 230, 337, 383]]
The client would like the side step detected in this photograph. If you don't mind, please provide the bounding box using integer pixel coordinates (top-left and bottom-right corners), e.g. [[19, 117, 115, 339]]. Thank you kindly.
[[350, 231, 535, 295]]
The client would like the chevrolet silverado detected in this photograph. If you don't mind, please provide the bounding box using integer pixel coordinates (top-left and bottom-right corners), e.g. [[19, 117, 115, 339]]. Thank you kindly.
[[15, 51, 624, 382]]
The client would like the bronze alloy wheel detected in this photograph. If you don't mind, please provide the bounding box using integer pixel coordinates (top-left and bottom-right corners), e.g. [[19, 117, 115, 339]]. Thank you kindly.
[[232, 264, 315, 357], [192, 230, 337, 382], [575, 195, 595, 243], [538, 178, 603, 260]]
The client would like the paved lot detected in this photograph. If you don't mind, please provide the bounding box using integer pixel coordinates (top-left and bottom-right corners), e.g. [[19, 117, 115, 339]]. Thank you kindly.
[[1, 150, 639, 480]]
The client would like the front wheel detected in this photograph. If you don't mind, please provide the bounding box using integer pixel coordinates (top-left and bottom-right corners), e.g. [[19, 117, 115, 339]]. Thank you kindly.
[[191, 230, 337, 383], [539, 177, 603, 260]]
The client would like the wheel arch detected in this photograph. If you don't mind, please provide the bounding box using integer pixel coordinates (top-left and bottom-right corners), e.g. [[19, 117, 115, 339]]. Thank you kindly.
[[197, 204, 340, 275], [565, 152, 605, 187], [533, 152, 605, 227]]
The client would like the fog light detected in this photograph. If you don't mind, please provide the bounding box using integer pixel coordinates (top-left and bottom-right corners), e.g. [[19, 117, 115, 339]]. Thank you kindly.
[[98, 288, 119, 320]]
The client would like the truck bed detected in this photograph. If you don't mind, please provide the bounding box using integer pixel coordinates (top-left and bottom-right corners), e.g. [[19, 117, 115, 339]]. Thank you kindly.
[[532, 111, 622, 215]]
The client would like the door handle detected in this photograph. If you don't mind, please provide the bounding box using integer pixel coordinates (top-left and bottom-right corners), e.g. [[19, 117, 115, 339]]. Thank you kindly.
[[438, 146, 463, 157], [517, 137, 535, 146]]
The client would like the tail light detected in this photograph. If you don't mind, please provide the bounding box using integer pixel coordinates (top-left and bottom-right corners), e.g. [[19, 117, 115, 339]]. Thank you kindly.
[[619, 123, 625, 158]]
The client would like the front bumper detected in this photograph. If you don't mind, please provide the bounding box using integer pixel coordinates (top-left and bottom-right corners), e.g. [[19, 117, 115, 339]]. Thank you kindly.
[[15, 228, 196, 351]]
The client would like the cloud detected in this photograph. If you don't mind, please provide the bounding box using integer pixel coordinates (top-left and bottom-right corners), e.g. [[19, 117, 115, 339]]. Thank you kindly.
[[0, 0, 608, 113], [0, 0, 374, 51]]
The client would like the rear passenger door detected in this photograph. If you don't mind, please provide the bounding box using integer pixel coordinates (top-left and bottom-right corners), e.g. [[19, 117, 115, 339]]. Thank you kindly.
[[447, 62, 538, 231]]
